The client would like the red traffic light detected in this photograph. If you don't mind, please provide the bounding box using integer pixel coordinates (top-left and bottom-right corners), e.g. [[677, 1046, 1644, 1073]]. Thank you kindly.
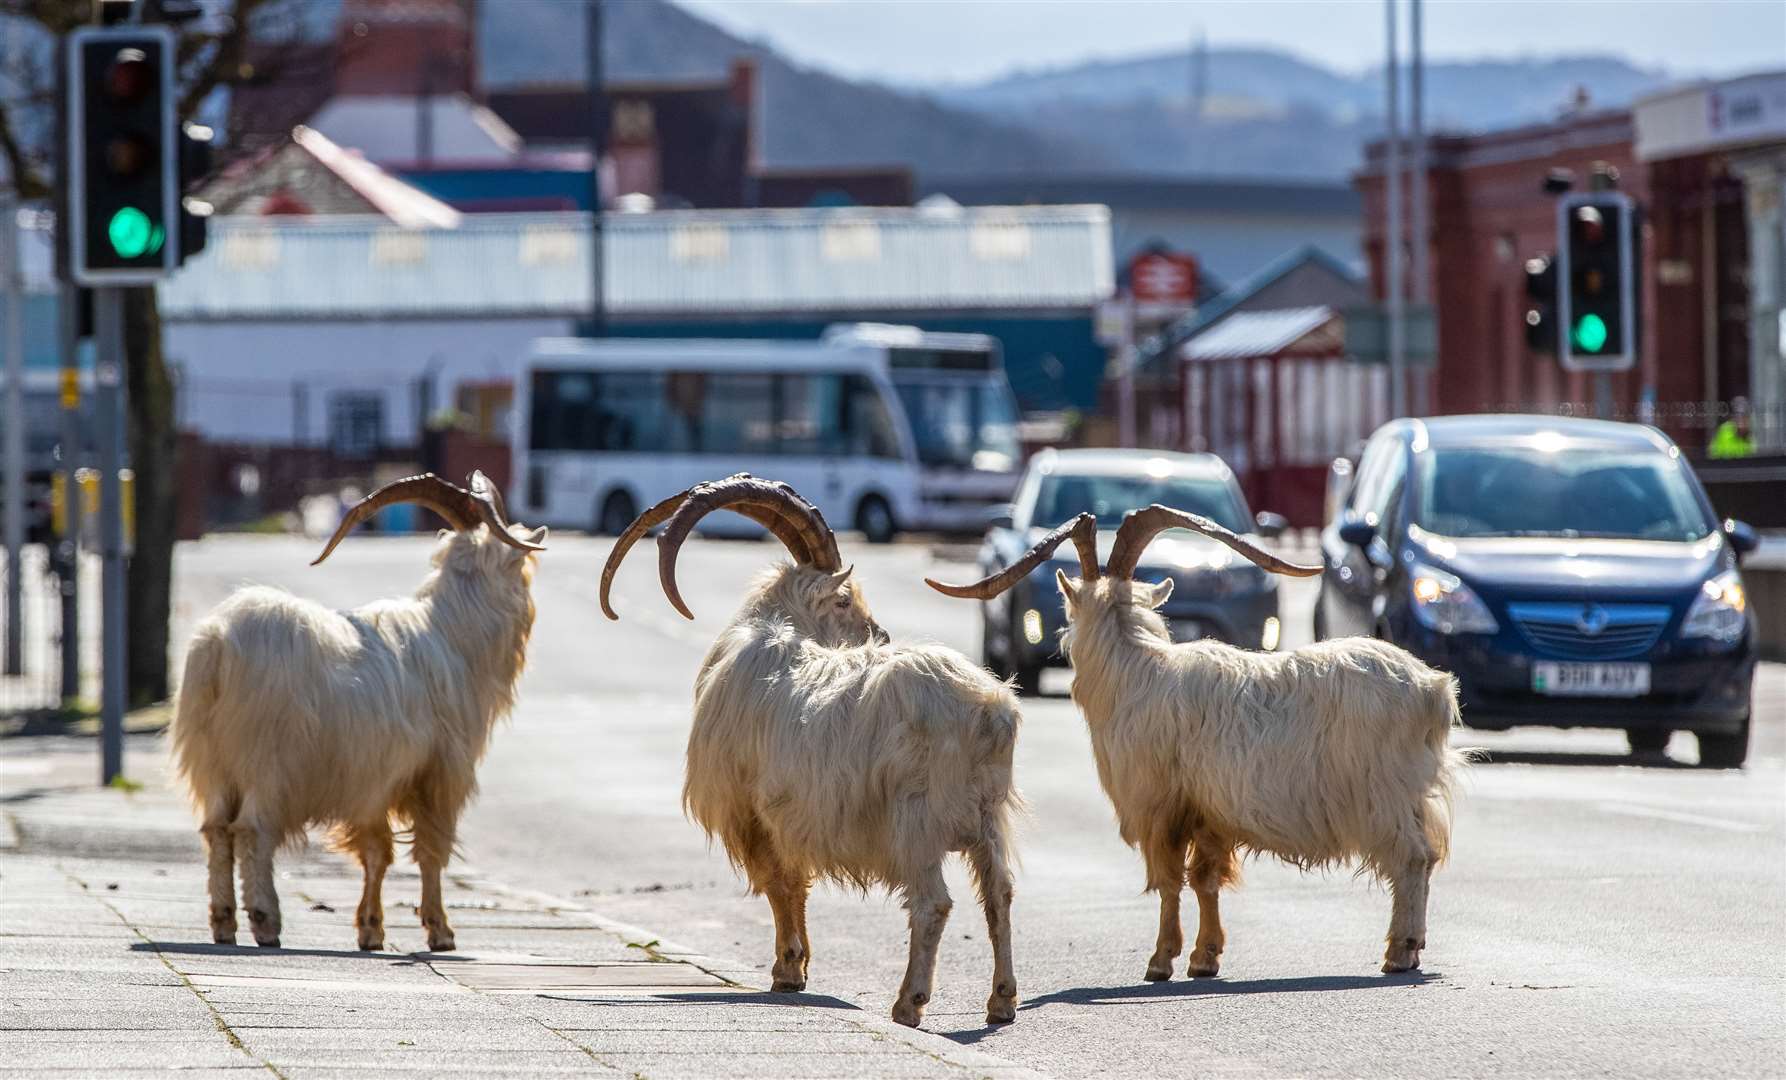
[[104, 48, 152, 102], [1572, 205, 1606, 246]]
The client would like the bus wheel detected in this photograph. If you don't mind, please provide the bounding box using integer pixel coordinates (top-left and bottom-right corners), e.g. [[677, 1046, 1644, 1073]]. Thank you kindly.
[[856, 494, 896, 544], [597, 490, 637, 537]]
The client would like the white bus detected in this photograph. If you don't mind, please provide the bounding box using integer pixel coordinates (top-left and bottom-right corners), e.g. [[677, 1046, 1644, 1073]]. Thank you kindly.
[[513, 328, 1021, 540]]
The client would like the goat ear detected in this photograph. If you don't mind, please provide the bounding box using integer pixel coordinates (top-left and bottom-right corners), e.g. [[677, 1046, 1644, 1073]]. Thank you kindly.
[[1148, 578, 1175, 608], [525, 525, 548, 546], [1054, 568, 1079, 606], [828, 565, 855, 586]]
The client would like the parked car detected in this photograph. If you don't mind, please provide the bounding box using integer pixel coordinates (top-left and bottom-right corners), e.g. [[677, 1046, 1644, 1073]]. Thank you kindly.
[[971, 448, 1290, 694], [1316, 415, 1759, 766]]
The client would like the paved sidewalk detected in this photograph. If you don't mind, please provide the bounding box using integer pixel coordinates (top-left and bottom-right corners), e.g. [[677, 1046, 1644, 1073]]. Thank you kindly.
[[0, 736, 1043, 1079]]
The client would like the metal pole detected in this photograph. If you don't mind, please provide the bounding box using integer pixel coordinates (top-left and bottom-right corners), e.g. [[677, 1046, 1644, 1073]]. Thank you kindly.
[[58, 284, 82, 704], [586, 0, 607, 338], [1385, 0, 1406, 419], [1409, 0, 1429, 416], [1117, 296, 1137, 448], [96, 288, 126, 785], [1594, 372, 1613, 421], [3, 191, 23, 676]]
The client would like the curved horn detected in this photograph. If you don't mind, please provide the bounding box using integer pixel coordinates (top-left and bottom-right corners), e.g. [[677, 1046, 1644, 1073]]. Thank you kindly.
[[311, 473, 480, 566], [598, 475, 834, 620], [924, 513, 1099, 600], [1107, 504, 1322, 580], [466, 470, 547, 554], [657, 475, 841, 620]]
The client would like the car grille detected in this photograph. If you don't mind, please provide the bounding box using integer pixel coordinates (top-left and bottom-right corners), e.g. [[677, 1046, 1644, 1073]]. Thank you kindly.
[[1506, 602, 1672, 660]]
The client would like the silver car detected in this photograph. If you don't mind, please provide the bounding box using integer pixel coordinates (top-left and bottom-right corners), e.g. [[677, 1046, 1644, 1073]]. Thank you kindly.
[[971, 448, 1289, 694]]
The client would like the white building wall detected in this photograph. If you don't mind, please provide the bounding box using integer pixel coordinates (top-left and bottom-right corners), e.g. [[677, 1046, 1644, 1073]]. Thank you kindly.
[[165, 317, 574, 446]]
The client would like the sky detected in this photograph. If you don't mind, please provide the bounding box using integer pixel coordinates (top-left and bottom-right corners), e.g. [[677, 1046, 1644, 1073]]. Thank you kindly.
[[673, 0, 1786, 86]]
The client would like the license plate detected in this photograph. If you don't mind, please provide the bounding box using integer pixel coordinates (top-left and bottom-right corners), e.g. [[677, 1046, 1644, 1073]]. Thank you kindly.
[[1532, 661, 1651, 697]]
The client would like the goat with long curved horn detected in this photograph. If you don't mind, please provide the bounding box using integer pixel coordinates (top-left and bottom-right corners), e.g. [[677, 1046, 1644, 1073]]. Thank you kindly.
[[311, 471, 545, 566], [924, 513, 1100, 599], [1108, 504, 1322, 580], [598, 473, 841, 621]]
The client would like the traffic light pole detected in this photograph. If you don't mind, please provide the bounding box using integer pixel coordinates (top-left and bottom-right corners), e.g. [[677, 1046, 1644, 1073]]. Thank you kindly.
[[2, 186, 22, 678], [58, 284, 82, 705], [95, 288, 126, 784]]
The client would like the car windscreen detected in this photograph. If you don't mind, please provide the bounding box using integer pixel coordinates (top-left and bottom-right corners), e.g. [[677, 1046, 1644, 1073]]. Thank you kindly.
[[1032, 472, 1250, 534], [1414, 445, 1714, 541]]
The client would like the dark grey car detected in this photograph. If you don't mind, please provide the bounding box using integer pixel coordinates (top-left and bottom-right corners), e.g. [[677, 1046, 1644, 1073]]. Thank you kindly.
[[971, 448, 1289, 694]]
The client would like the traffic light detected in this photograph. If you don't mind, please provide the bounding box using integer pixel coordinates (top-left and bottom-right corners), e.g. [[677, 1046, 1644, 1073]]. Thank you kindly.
[[1556, 192, 1636, 371], [65, 25, 180, 284], [1523, 254, 1557, 353]]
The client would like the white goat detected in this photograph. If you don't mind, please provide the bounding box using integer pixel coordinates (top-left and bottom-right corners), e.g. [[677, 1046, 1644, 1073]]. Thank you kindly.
[[171, 472, 545, 952], [930, 507, 1462, 978], [600, 475, 1022, 1029]]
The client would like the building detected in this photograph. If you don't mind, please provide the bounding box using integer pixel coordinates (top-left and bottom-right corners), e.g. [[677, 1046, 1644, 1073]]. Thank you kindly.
[[919, 174, 1362, 291], [156, 204, 1114, 452], [200, 126, 463, 227], [1356, 70, 1786, 452]]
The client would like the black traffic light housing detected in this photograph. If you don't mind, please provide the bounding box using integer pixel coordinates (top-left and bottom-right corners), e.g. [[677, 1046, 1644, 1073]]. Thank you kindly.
[[1556, 191, 1636, 371], [1523, 255, 1557, 353], [65, 25, 180, 284]]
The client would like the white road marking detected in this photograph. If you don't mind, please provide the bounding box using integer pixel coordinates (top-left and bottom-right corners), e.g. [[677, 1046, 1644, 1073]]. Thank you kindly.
[[1597, 801, 1771, 834]]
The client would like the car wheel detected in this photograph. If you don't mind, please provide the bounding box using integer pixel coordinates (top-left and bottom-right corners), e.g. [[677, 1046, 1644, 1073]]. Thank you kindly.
[[1625, 729, 1670, 756], [981, 609, 1009, 680], [1696, 715, 1750, 769], [597, 490, 637, 537], [856, 494, 896, 544]]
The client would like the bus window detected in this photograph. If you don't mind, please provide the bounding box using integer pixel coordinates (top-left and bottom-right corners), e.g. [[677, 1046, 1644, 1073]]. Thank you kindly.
[[530, 370, 668, 452], [846, 375, 903, 460], [895, 382, 975, 468], [777, 373, 847, 456], [700, 373, 776, 455], [976, 382, 1021, 472]]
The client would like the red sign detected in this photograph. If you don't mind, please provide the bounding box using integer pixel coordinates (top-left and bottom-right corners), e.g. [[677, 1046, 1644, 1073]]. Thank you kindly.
[[1128, 250, 1199, 306]]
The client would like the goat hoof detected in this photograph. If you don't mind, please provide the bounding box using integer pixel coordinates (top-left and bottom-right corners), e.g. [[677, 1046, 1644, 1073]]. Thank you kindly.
[[358, 938, 384, 952], [427, 934, 456, 953], [255, 937, 280, 949], [985, 995, 1017, 1025], [890, 1000, 924, 1028], [1144, 962, 1173, 982], [1383, 938, 1422, 973], [211, 930, 236, 945], [770, 978, 806, 993]]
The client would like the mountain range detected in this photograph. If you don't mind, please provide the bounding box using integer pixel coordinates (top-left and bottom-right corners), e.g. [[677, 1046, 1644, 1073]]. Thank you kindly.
[[471, 0, 1676, 182]]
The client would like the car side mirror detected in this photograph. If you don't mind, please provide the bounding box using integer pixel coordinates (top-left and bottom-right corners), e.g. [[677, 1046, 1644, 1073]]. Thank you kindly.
[[1253, 511, 1288, 538], [1338, 517, 1376, 548], [1725, 518, 1759, 557], [983, 504, 1015, 532]]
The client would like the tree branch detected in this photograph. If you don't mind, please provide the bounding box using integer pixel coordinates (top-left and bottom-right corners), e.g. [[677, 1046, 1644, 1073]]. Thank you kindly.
[[0, 102, 50, 199], [177, 0, 274, 119]]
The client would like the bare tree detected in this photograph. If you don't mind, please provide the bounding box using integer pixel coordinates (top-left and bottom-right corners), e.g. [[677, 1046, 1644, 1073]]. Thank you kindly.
[[0, 0, 291, 704]]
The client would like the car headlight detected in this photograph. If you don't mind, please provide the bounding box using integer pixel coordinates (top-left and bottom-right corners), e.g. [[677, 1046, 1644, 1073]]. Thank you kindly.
[[1682, 570, 1747, 642], [1409, 562, 1498, 634]]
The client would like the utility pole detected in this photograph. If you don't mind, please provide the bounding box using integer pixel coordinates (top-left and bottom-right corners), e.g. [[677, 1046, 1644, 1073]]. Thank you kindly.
[[2, 186, 23, 677], [95, 293, 125, 783], [58, 285, 82, 704], [586, 0, 607, 338], [1385, 0, 1406, 419], [1409, 0, 1428, 417]]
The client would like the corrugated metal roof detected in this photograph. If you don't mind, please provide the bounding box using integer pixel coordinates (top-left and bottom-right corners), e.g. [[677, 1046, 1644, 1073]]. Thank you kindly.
[[1182, 306, 1335, 361], [157, 205, 1113, 322]]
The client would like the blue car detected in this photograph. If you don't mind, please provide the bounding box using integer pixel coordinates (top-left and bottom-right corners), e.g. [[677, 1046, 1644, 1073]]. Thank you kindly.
[[973, 448, 1289, 694], [1316, 415, 1759, 767]]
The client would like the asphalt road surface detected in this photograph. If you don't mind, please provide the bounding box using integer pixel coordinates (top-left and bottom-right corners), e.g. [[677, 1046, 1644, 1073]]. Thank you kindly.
[[170, 533, 1786, 1079]]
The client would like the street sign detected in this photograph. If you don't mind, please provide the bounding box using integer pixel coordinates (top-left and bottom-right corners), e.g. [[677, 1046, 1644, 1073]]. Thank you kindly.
[[1556, 191, 1636, 372], [1342, 303, 1437, 366], [1129, 250, 1198, 306]]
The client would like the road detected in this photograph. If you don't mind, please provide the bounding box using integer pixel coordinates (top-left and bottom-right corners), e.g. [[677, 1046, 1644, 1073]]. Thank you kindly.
[[169, 533, 1786, 1079]]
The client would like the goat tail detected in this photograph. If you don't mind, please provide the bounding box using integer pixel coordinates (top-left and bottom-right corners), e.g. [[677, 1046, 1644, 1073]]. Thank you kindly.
[[169, 631, 226, 796], [1420, 671, 1466, 866]]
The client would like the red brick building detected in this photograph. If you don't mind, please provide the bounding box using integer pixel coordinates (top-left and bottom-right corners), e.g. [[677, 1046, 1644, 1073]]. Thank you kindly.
[[1357, 78, 1783, 452]]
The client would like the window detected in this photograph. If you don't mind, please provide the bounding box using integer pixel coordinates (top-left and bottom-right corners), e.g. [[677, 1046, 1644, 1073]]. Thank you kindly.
[[846, 375, 903, 460], [329, 392, 383, 458], [1347, 434, 1403, 525], [776, 374, 847, 457], [530, 370, 669, 452], [1415, 447, 1713, 541], [698, 373, 775, 455]]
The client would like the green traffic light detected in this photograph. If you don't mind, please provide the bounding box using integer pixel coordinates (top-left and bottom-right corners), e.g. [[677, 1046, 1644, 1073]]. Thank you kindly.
[[1572, 313, 1609, 353], [106, 207, 163, 259]]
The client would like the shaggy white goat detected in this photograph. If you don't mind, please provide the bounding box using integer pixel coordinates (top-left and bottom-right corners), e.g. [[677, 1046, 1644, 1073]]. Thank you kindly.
[[930, 507, 1462, 978], [171, 472, 545, 952], [600, 475, 1022, 1029]]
